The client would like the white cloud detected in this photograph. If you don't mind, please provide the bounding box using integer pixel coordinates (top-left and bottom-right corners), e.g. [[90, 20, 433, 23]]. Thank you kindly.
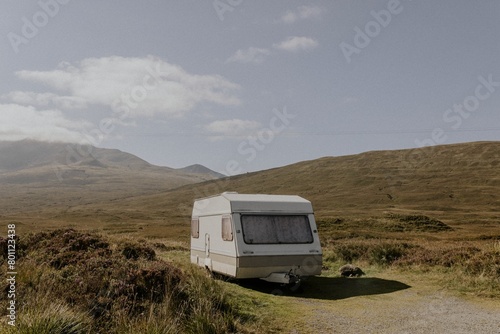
[[0, 104, 91, 143], [280, 6, 323, 24], [274, 36, 319, 52], [1, 91, 88, 110], [228, 37, 319, 65], [227, 47, 271, 64], [14, 55, 241, 118], [205, 119, 261, 140]]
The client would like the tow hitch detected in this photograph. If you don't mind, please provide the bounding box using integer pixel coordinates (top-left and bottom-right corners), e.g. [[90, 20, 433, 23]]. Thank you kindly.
[[261, 270, 302, 294]]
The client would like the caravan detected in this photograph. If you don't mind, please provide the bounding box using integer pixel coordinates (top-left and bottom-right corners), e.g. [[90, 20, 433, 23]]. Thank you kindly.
[[190, 192, 322, 285]]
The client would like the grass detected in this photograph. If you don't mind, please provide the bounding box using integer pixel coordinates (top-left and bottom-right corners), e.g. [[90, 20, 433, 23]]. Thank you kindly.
[[1, 141, 499, 332], [318, 221, 500, 298], [1, 221, 499, 333], [0, 230, 262, 333], [2, 221, 499, 333]]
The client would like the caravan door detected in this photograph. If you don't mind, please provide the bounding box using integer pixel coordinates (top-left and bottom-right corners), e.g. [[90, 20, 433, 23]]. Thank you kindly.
[[204, 233, 212, 270]]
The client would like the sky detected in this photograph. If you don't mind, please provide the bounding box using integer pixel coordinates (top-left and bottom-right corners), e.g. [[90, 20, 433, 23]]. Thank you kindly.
[[1, 0, 499, 175]]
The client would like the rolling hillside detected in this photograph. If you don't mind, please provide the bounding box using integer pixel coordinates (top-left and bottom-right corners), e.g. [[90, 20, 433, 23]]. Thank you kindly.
[[1, 141, 499, 238], [114, 141, 500, 212], [0, 142, 500, 236]]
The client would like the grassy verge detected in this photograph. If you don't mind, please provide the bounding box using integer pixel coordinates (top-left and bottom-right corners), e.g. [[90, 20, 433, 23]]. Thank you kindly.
[[0, 229, 265, 334]]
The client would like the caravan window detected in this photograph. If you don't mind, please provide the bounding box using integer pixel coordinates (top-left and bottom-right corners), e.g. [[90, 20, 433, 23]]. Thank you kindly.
[[191, 218, 199, 238], [241, 215, 313, 244], [221, 215, 233, 241]]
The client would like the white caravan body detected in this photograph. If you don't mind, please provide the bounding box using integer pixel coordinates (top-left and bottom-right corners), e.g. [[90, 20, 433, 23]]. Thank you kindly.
[[190, 192, 322, 283]]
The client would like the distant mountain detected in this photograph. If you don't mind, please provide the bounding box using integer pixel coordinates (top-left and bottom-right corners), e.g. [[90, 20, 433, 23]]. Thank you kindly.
[[0, 140, 223, 178], [0, 139, 164, 172], [177, 164, 226, 179], [0, 140, 222, 210]]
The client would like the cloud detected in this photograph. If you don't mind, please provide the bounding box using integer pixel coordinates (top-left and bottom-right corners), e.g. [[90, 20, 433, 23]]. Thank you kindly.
[[227, 37, 318, 66], [1, 91, 88, 110], [226, 47, 271, 64], [14, 55, 241, 118], [273, 36, 319, 52], [0, 103, 91, 143], [205, 119, 261, 140], [279, 6, 323, 24]]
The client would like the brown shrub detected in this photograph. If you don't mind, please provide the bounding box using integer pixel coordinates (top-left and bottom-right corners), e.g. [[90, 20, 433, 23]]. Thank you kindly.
[[463, 250, 500, 279], [3, 229, 249, 333], [120, 242, 156, 261], [16, 229, 182, 323], [385, 214, 453, 232], [369, 242, 415, 265], [395, 245, 482, 267], [327, 240, 418, 265]]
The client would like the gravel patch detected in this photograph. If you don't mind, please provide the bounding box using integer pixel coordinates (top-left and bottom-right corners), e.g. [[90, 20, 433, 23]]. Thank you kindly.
[[292, 286, 499, 333]]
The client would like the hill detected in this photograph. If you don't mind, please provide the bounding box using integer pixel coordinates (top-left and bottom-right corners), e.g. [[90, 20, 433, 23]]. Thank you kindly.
[[219, 141, 500, 217], [120, 141, 500, 207], [0, 140, 222, 221], [0, 140, 151, 172], [1, 141, 499, 238], [177, 164, 226, 179]]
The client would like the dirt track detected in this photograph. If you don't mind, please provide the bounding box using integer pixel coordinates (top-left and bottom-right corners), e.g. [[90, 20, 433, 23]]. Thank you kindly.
[[281, 273, 500, 334]]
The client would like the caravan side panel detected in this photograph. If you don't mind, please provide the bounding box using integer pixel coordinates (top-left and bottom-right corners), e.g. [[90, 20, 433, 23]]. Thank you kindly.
[[190, 212, 238, 277]]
